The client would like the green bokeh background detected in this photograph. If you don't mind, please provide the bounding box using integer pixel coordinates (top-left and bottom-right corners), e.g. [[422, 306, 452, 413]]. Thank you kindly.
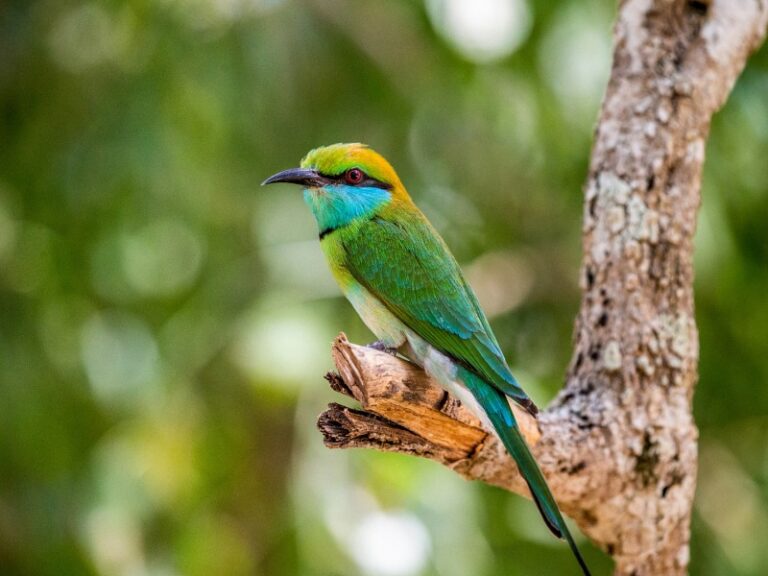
[[1, 1, 767, 575]]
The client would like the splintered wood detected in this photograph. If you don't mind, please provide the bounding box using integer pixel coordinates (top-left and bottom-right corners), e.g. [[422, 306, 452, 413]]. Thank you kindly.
[[321, 334, 540, 462]]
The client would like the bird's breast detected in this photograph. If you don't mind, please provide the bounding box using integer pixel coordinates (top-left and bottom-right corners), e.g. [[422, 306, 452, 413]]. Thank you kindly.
[[319, 232, 407, 348]]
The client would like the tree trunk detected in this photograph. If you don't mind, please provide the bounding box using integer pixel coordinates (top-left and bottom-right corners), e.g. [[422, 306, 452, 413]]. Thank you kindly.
[[316, 1, 768, 574]]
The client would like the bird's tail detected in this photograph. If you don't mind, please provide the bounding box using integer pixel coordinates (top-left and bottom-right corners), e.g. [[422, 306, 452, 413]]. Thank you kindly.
[[459, 367, 592, 576]]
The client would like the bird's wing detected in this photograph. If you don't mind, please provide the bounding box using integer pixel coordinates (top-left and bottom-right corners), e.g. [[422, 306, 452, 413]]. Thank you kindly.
[[340, 212, 534, 411]]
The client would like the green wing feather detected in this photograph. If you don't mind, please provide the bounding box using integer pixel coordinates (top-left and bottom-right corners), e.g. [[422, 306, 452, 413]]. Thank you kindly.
[[340, 211, 535, 413]]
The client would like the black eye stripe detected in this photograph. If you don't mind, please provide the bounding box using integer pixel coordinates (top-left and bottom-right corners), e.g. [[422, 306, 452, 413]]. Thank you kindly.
[[316, 170, 393, 190], [360, 177, 389, 188]]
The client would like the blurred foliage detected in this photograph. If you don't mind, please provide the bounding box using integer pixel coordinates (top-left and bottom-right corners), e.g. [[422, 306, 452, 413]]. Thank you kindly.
[[0, 0, 767, 575]]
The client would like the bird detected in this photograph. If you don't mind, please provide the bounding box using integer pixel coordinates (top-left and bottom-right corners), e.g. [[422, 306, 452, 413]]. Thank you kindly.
[[263, 143, 591, 576]]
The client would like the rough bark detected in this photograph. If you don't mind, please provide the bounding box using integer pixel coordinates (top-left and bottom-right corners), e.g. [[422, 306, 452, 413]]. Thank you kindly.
[[316, 2, 768, 574]]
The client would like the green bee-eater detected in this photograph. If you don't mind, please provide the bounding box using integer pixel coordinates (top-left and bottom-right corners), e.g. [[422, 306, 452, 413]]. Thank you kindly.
[[263, 143, 591, 575]]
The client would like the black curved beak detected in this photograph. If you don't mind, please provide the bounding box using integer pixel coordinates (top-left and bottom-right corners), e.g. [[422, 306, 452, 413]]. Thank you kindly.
[[261, 167, 325, 187]]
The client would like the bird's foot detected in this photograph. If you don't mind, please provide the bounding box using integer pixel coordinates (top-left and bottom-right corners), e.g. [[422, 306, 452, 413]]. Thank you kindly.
[[367, 340, 399, 356]]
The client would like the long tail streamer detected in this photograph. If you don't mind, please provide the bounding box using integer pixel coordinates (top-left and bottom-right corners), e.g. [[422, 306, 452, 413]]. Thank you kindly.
[[460, 367, 592, 576]]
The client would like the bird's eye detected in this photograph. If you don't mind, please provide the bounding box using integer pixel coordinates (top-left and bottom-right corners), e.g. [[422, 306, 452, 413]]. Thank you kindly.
[[344, 168, 364, 185]]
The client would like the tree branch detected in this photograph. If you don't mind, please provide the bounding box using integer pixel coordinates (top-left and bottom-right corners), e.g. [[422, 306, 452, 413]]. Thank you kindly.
[[319, 335, 582, 505], [316, 1, 768, 574]]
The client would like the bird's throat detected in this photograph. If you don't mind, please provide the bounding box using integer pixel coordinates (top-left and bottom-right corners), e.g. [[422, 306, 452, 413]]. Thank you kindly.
[[304, 185, 391, 238]]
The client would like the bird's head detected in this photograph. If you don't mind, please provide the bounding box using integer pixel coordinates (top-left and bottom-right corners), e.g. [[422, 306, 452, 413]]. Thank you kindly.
[[263, 143, 410, 234], [263, 143, 404, 191]]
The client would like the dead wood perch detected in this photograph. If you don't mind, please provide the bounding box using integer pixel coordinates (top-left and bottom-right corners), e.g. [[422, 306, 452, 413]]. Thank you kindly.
[[316, 1, 768, 575], [318, 334, 546, 492]]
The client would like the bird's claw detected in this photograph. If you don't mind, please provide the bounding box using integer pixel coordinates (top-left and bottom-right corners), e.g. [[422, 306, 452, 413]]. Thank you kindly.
[[367, 340, 399, 356]]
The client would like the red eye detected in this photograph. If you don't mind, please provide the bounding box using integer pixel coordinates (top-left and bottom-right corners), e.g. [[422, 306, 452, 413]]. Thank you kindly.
[[344, 168, 364, 185]]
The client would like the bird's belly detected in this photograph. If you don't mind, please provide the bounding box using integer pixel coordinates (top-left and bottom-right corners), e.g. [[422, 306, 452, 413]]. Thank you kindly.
[[405, 332, 491, 429], [342, 282, 408, 348]]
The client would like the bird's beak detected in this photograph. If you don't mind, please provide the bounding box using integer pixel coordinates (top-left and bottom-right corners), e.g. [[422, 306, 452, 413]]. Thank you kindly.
[[261, 167, 325, 187]]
